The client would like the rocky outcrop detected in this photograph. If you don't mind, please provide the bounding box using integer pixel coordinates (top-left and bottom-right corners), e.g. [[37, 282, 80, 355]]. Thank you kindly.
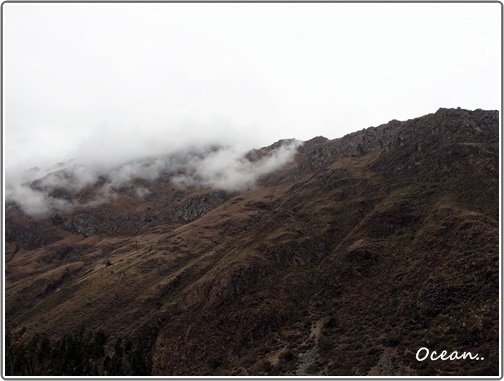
[[296, 120, 404, 172], [163, 191, 229, 223], [264, 235, 333, 266], [298, 108, 499, 173], [372, 108, 499, 175], [245, 138, 299, 162], [46, 189, 230, 237], [5, 218, 62, 250]]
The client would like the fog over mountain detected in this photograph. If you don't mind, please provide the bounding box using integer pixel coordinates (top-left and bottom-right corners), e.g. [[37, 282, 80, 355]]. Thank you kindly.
[[4, 3, 500, 183], [3, 2, 501, 378], [4, 108, 499, 377], [6, 139, 302, 216]]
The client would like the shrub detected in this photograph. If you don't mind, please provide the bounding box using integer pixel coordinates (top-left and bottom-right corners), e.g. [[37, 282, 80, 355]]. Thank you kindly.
[[209, 356, 223, 369], [281, 350, 295, 362], [318, 335, 334, 351], [324, 317, 338, 329], [262, 360, 272, 372], [384, 334, 401, 347]]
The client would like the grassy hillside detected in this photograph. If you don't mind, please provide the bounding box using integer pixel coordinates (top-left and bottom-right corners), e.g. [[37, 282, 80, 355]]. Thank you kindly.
[[5, 108, 499, 376]]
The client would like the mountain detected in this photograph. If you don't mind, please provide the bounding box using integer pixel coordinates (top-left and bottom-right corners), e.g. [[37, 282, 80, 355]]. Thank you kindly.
[[4, 108, 499, 376]]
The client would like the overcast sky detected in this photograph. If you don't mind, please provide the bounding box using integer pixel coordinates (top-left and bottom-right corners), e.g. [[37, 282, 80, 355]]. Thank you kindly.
[[3, 2, 501, 176]]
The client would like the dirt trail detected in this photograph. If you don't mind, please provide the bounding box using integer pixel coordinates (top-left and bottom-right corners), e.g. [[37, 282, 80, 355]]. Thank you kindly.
[[295, 318, 325, 375]]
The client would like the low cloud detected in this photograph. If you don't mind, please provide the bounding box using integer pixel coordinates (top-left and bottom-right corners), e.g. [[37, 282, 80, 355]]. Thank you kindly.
[[32, 163, 99, 193], [6, 181, 71, 216], [6, 140, 303, 216], [172, 140, 301, 191]]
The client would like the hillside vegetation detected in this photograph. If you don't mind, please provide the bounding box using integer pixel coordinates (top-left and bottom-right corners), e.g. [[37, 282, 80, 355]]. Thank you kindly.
[[5, 108, 499, 376]]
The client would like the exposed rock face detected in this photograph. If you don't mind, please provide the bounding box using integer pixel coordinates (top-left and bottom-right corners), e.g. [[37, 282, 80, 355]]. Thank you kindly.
[[298, 108, 499, 174], [165, 191, 229, 222], [264, 231, 335, 266], [5, 108, 499, 377], [5, 217, 62, 250], [8, 188, 230, 239]]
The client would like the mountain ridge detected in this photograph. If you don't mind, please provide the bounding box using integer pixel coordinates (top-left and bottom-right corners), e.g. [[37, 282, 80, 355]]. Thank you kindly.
[[4, 107, 499, 376]]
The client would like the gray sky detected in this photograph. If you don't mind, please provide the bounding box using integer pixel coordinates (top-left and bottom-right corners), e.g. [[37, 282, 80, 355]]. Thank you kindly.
[[3, 2, 501, 175]]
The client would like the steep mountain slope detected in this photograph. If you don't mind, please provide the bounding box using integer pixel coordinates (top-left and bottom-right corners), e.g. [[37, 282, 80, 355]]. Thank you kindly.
[[4, 108, 499, 376]]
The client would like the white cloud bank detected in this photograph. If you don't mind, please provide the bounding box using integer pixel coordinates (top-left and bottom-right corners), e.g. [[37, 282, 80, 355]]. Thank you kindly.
[[3, 3, 500, 215], [172, 140, 302, 191], [5, 140, 303, 216]]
